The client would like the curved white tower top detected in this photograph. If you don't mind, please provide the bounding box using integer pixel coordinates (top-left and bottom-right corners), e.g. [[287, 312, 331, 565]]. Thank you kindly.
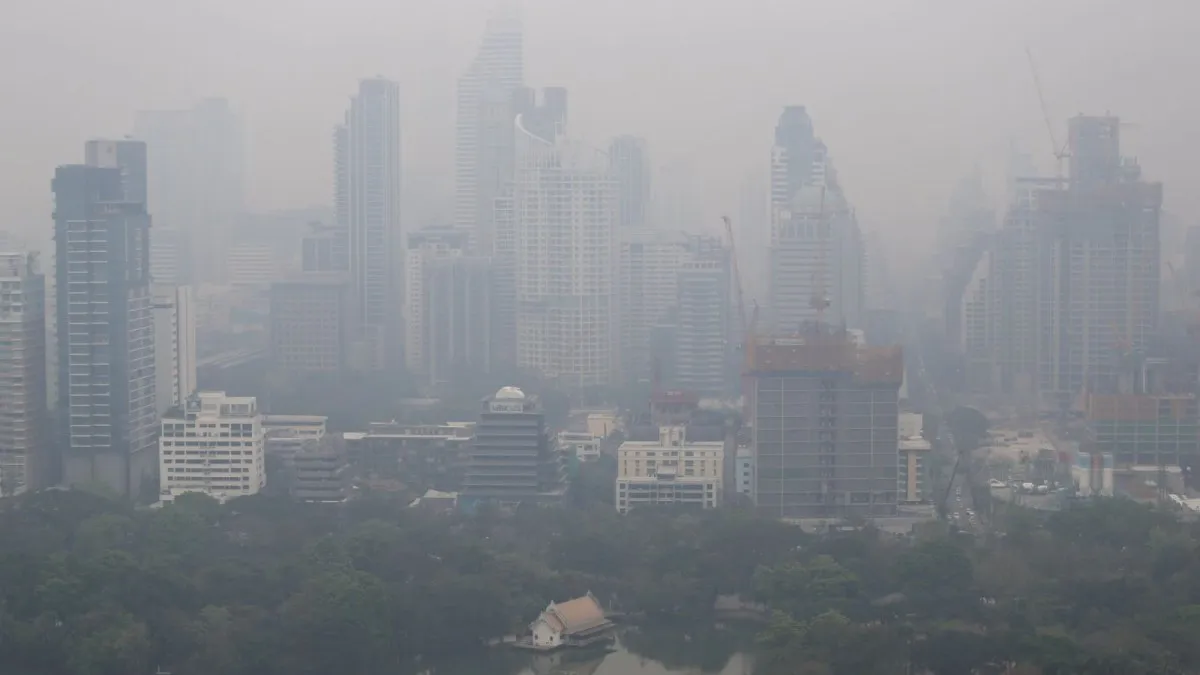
[[495, 385, 527, 400]]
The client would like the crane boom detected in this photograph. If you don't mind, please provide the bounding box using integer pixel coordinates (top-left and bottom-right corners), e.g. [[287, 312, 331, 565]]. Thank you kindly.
[[722, 216, 748, 339], [722, 216, 753, 421], [1024, 44, 1069, 178]]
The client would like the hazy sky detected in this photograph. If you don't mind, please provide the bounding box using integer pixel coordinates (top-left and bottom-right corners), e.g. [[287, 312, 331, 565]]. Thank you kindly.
[[4, 0, 1197, 255]]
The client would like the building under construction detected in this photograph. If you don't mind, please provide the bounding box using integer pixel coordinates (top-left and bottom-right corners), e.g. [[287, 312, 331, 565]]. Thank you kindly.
[[1084, 393, 1197, 468], [747, 324, 904, 520]]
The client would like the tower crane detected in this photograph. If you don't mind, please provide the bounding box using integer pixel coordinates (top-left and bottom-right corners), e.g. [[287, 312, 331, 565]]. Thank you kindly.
[[1025, 45, 1070, 181], [721, 216, 754, 419]]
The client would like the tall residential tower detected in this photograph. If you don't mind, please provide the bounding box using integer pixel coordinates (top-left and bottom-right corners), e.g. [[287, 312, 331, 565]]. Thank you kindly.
[[53, 158, 157, 498], [133, 99, 244, 284], [0, 253, 47, 495], [455, 10, 524, 253], [511, 90, 619, 388], [335, 78, 402, 370]]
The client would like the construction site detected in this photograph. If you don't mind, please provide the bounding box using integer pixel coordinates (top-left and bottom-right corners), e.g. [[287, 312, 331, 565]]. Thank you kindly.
[[746, 324, 906, 522]]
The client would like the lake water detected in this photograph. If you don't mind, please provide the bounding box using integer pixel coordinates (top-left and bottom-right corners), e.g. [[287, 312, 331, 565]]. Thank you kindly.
[[422, 622, 759, 675]]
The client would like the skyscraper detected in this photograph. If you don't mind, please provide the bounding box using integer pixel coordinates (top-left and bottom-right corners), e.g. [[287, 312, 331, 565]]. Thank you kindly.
[[269, 274, 355, 374], [335, 78, 402, 370], [617, 229, 685, 384], [404, 227, 469, 377], [767, 107, 863, 332], [674, 240, 733, 396], [425, 255, 494, 386], [152, 285, 197, 417], [0, 252, 47, 495], [133, 99, 244, 285], [610, 135, 651, 229], [1036, 116, 1161, 408], [455, 10, 524, 253], [53, 161, 156, 498], [511, 89, 618, 388]]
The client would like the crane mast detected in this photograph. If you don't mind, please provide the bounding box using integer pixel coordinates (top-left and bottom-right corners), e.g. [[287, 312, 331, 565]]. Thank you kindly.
[[722, 216, 754, 419]]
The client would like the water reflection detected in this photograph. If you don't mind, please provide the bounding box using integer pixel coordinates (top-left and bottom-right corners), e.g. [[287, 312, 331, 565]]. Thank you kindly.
[[421, 622, 758, 675]]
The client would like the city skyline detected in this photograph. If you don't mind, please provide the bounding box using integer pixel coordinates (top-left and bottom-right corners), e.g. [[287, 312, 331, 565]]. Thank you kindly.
[[4, 1, 1198, 267]]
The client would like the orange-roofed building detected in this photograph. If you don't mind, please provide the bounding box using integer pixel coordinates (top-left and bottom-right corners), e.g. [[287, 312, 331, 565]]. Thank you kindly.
[[528, 592, 614, 650]]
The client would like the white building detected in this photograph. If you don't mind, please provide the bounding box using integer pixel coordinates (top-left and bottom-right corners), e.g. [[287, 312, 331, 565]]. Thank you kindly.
[[513, 96, 618, 388], [0, 252, 47, 495], [159, 391, 265, 503], [529, 593, 613, 650], [558, 431, 602, 462], [615, 426, 723, 513], [152, 285, 197, 417], [263, 414, 329, 463], [336, 78, 402, 370], [455, 8, 524, 254]]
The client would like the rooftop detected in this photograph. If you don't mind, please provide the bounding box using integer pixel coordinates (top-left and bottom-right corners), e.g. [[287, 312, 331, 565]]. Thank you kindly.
[[539, 593, 610, 636]]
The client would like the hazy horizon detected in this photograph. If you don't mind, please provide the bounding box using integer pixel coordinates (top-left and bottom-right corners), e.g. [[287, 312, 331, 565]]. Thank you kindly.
[[5, 0, 1197, 264]]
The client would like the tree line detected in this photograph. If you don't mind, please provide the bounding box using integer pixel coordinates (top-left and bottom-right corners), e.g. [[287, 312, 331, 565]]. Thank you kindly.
[[2, 487, 1200, 674]]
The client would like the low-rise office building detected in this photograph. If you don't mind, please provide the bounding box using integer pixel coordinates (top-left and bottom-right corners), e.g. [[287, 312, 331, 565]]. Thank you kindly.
[[291, 438, 350, 503], [159, 391, 265, 503], [615, 426, 723, 513], [558, 431, 602, 462]]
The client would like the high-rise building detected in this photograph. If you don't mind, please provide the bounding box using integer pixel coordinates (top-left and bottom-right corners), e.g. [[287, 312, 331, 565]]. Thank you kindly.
[[512, 89, 618, 387], [490, 192, 518, 370], [269, 274, 355, 374], [152, 285, 196, 418], [674, 241, 733, 396], [749, 330, 903, 520], [455, 9, 524, 253], [335, 78, 402, 370], [0, 252, 47, 495], [768, 108, 863, 332], [404, 227, 469, 376], [302, 224, 349, 273], [425, 255, 493, 386], [159, 391, 265, 503], [84, 139, 148, 204], [617, 230, 685, 384], [133, 99, 244, 285], [610, 135, 651, 229], [53, 163, 157, 498], [994, 176, 1059, 399], [150, 227, 187, 286], [226, 243, 278, 288], [771, 107, 818, 211], [1037, 116, 1160, 409], [958, 246, 999, 393], [461, 386, 566, 506]]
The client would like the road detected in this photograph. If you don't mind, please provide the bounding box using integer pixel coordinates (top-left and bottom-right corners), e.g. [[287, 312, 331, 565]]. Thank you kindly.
[[908, 323, 983, 534]]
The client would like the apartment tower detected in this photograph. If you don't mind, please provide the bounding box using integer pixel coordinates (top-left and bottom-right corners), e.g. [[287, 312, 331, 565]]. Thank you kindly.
[[53, 158, 157, 498], [335, 78, 402, 370]]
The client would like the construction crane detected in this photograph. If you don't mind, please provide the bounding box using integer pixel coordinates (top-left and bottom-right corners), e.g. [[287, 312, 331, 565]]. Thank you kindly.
[[721, 216, 748, 347], [1025, 45, 1070, 181], [721, 216, 754, 419]]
